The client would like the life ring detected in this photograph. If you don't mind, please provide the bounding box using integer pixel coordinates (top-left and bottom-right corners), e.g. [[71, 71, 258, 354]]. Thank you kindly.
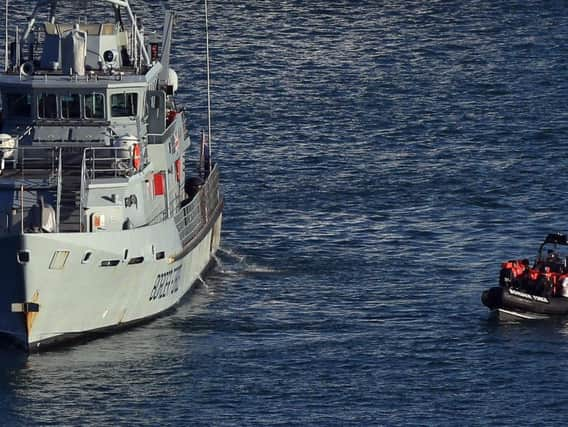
[[132, 144, 141, 170]]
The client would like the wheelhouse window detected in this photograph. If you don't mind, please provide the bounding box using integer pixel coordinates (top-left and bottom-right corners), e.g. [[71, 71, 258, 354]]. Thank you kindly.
[[85, 93, 105, 119], [111, 93, 138, 117], [38, 93, 58, 119], [6, 93, 32, 117], [61, 94, 81, 119]]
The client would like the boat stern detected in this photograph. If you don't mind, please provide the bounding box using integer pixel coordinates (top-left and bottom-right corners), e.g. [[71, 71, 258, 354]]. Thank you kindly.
[[481, 286, 503, 311]]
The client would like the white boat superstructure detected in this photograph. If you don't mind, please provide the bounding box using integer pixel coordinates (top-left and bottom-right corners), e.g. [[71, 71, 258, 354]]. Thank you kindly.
[[0, 0, 223, 350]]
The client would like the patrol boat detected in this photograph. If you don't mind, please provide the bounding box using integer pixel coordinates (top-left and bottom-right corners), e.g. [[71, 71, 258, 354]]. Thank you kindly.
[[0, 0, 223, 350]]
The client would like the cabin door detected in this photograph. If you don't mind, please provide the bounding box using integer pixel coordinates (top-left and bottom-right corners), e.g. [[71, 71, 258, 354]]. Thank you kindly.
[[146, 90, 166, 135]]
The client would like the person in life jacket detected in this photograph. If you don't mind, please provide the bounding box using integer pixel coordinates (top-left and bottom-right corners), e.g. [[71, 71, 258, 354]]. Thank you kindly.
[[500, 259, 529, 288], [516, 259, 531, 290], [545, 249, 564, 272], [534, 266, 558, 297]]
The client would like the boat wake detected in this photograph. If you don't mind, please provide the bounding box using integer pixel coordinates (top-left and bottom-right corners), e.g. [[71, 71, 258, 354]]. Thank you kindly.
[[214, 247, 281, 277]]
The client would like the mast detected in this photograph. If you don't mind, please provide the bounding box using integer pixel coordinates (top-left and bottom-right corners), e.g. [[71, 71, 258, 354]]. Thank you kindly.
[[205, 0, 213, 173], [121, 2, 150, 66], [4, 0, 8, 72]]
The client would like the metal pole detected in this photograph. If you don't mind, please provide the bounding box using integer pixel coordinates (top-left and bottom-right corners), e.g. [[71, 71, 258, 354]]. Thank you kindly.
[[15, 25, 19, 70], [205, 0, 212, 174], [20, 184, 23, 234], [124, 7, 149, 65], [4, 0, 8, 72], [56, 147, 62, 232]]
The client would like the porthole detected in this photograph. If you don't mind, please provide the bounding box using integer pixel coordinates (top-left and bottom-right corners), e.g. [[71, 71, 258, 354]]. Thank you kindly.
[[17, 250, 30, 264], [100, 260, 120, 267], [128, 256, 144, 265], [82, 251, 93, 264]]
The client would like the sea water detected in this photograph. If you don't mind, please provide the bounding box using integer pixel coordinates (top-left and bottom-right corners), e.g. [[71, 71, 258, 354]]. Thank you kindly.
[[1, 1, 568, 425]]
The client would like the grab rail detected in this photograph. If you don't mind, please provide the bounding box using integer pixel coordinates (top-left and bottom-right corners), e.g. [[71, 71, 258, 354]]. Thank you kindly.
[[56, 147, 62, 233], [172, 165, 220, 244], [81, 146, 145, 180]]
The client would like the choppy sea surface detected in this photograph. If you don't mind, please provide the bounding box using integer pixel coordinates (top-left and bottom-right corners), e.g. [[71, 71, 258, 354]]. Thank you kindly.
[[2, 0, 568, 425]]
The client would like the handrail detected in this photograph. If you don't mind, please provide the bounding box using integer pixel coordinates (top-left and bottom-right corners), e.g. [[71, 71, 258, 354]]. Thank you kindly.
[[0, 187, 45, 235], [0, 145, 59, 183], [81, 146, 143, 180], [171, 164, 220, 244], [0, 144, 62, 235], [20, 184, 23, 234], [15, 126, 33, 143], [147, 113, 182, 146], [80, 149, 88, 232], [55, 147, 62, 232]]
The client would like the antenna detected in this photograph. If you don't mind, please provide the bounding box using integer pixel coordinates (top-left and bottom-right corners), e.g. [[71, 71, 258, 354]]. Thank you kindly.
[[205, 0, 212, 173], [4, 0, 8, 72]]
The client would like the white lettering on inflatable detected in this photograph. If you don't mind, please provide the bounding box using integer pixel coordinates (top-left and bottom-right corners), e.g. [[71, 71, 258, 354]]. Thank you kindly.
[[509, 288, 549, 304]]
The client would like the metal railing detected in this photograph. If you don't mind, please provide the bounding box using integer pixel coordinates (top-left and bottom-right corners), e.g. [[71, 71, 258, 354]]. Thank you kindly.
[[0, 145, 62, 235], [202, 164, 220, 221], [81, 146, 145, 180], [0, 145, 59, 177], [147, 113, 184, 148], [0, 187, 58, 234], [0, 206, 17, 234], [80, 145, 147, 231], [56, 147, 62, 233], [0, 145, 221, 237], [173, 192, 203, 244], [173, 165, 220, 245]]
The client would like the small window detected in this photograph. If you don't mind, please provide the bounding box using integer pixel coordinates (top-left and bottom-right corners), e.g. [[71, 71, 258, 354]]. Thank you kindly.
[[17, 250, 30, 264], [6, 93, 31, 117], [85, 93, 105, 119], [81, 251, 93, 264], [111, 93, 138, 117], [128, 256, 144, 265], [100, 259, 120, 267], [49, 250, 70, 270], [155, 251, 165, 260], [38, 93, 58, 119], [61, 94, 81, 119]]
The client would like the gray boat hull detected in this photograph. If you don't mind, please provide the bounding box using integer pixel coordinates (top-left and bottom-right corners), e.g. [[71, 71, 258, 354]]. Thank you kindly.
[[0, 207, 222, 351]]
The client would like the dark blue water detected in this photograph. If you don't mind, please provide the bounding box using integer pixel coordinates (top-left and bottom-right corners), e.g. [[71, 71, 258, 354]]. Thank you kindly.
[[2, 0, 568, 425]]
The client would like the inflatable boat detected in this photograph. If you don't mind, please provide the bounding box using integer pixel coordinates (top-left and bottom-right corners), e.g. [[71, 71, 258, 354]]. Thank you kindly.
[[482, 233, 568, 319]]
